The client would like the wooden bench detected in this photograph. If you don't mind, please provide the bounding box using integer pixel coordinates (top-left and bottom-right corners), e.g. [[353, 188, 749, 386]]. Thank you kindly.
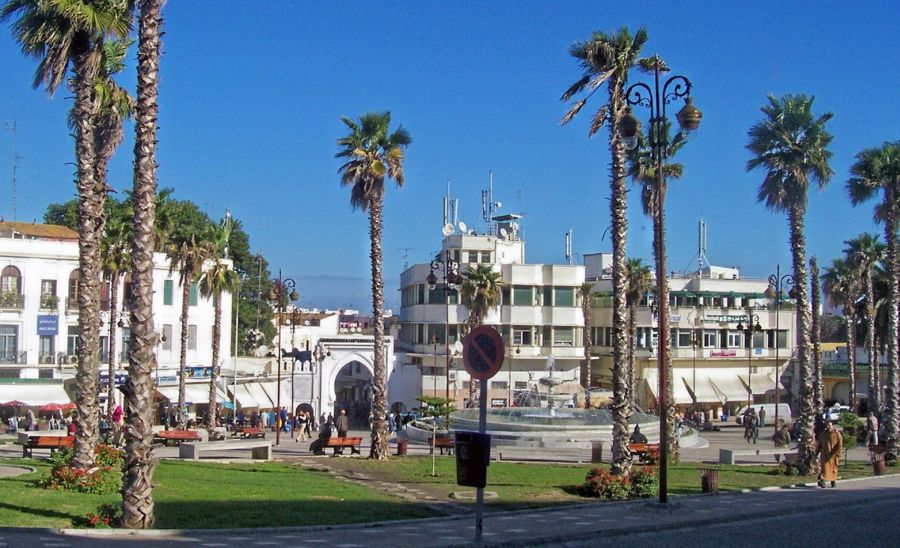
[[20, 435, 74, 458], [628, 442, 661, 464], [153, 430, 202, 446], [719, 447, 797, 465], [325, 436, 362, 455], [430, 437, 454, 455], [179, 439, 272, 461]]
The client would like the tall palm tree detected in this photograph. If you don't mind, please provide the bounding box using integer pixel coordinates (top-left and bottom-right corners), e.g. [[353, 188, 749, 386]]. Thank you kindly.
[[460, 264, 503, 401], [101, 206, 131, 417], [199, 219, 239, 427], [746, 94, 834, 472], [2, 0, 131, 470], [627, 113, 686, 457], [122, 0, 163, 529], [166, 232, 212, 428], [625, 259, 652, 410], [823, 258, 858, 411], [809, 257, 823, 415], [561, 26, 648, 477], [844, 233, 886, 411], [579, 282, 595, 390], [336, 111, 411, 460], [848, 141, 900, 445]]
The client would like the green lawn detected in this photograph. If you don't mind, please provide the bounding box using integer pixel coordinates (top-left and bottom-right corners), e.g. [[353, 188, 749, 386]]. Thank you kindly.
[[0, 459, 435, 529]]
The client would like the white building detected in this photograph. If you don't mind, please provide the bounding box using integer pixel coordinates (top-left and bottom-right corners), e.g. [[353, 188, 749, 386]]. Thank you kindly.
[[0, 221, 232, 415], [397, 213, 586, 409]]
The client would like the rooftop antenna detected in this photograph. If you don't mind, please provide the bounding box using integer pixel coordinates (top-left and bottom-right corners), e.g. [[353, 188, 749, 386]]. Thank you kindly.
[[565, 228, 574, 265], [397, 247, 415, 269], [681, 218, 712, 276], [6, 122, 23, 221], [481, 170, 502, 235]]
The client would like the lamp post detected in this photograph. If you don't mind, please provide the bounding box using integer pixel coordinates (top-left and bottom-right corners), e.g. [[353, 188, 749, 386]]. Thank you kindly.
[[426, 251, 461, 403], [621, 55, 702, 505], [765, 265, 795, 434], [737, 310, 763, 410], [268, 270, 298, 446]]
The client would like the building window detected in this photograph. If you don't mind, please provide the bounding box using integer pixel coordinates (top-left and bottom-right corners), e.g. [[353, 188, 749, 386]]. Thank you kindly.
[[1, 265, 21, 295], [480, 252, 491, 263], [512, 286, 533, 306], [752, 331, 765, 348], [726, 331, 743, 348], [468, 251, 478, 264], [39, 335, 55, 363], [162, 324, 173, 350], [188, 324, 197, 350], [776, 330, 788, 349], [67, 326, 80, 357], [417, 284, 425, 305], [121, 328, 131, 361], [702, 330, 717, 348], [637, 327, 657, 350], [427, 325, 445, 345], [514, 381, 528, 389], [163, 280, 174, 305], [513, 328, 533, 346], [0, 325, 18, 363], [554, 287, 575, 307], [40, 280, 57, 309], [676, 330, 693, 348], [99, 336, 109, 363], [189, 283, 199, 306], [67, 269, 80, 309], [553, 327, 574, 347], [492, 380, 508, 390]]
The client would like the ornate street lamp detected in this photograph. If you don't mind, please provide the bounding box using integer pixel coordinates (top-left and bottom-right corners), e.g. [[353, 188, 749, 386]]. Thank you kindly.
[[765, 265, 796, 434], [268, 270, 298, 446], [621, 55, 701, 504], [426, 251, 461, 402]]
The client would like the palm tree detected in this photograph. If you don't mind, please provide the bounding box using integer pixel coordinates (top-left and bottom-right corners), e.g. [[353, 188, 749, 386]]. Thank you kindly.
[[625, 259, 652, 410], [166, 232, 212, 428], [122, 0, 163, 529], [823, 258, 859, 411], [460, 264, 504, 401], [561, 26, 648, 477], [199, 219, 239, 427], [809, 257, 823, 415], [627, 113, 686, 457], [101, 206, 131, 417], [848, 141, 900, 445], [336, 111, 411, 460], [579, 282, 595, 391], [746, 94, 834, 472], [844, 233, 886, 412], [2, 0, 131, 470]]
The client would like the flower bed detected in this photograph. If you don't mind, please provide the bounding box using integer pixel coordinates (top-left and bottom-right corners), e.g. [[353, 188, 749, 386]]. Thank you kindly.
[[579, 466, 658, 500], [37, 445, 124, 495]]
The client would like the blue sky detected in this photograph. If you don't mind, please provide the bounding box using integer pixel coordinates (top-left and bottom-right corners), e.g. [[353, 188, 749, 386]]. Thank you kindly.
[[1, 2, 897, 311]]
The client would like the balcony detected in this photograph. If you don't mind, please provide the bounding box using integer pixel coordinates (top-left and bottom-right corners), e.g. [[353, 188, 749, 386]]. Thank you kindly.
[[0, 292, 24, 310], [0, 351, 27, 365], [39, 294, 59, 311]]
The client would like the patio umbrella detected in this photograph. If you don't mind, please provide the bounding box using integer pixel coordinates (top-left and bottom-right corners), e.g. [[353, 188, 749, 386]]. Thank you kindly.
[[1, 400, 28, 407], [59, 402, 76, 412], [39, 403, 64, 412]]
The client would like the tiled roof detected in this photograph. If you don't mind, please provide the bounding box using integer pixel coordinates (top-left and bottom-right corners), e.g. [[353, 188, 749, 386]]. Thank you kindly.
[[0, 221, 78, 241]]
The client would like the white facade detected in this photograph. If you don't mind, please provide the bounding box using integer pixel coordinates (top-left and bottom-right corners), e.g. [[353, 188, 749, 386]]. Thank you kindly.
[[0, 222, 232, 407]]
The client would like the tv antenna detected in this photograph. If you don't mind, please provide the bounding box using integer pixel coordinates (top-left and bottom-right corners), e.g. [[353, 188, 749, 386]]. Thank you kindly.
[[397, 247, 416, 269], [681, 218, 712, 276], [5, 122, 23, 221], [565, 228, 574, 265]]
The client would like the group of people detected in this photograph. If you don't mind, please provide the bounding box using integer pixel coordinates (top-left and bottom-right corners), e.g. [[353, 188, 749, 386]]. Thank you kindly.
[[742, 407, 765, 444]]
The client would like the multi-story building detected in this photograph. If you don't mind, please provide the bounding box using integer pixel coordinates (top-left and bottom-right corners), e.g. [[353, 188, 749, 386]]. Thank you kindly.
[[397, 215, 586, 408], [0, 221, 232, 415], [587, 257, 797, 417]]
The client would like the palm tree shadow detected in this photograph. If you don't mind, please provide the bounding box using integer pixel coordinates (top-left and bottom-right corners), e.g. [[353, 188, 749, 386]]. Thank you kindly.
[[0, 500, 76, 521]]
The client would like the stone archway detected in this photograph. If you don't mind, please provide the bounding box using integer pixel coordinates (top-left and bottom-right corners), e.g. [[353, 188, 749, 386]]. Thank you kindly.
[[324, 352, 375, 428]]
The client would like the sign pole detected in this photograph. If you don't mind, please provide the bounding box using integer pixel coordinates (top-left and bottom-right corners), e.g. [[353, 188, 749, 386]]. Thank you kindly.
[[475, 378, 487, 543]]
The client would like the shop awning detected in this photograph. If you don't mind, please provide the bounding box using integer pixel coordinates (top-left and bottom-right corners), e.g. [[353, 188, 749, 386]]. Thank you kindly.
[[644, 371, 693, 405], [708, 370, 752, 403], [0, 383, 71, 406], [740, 373, 783, 395], [685, 377, 726, 404], [238, 382, 275, 409], [258, 380, 291, 409], [156, 384, 226, 405]]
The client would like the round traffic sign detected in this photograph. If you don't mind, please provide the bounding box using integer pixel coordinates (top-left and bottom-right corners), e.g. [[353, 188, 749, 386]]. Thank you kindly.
[[462, 325, 506, 381]]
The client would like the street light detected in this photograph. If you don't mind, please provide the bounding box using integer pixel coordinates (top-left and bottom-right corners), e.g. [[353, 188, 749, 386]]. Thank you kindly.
[[268, 270, 298, 446], [765, 265, 795, 434], [737, 310, 763, 410], [426, 251, 462, 403], [621, 55, 701, 505]]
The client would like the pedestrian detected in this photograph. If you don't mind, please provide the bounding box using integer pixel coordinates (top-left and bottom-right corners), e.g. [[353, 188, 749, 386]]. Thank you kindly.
[[388, 412, 395, 434], [111, 405, 124, 446], [747, 409, 759, 444], [758, 406, 766, 428], [335, 409, 349, 438], [817, 420, 843, 488], [295, 410, 309, 442], [743, 408, 752, 441], [279, 407, 288, 433], [865, 412, 879, 447]]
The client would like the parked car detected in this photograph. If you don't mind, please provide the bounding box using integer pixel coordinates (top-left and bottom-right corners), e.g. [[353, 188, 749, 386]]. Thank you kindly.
[[734, 403, 792, 425], [825, 404, 851, 421]]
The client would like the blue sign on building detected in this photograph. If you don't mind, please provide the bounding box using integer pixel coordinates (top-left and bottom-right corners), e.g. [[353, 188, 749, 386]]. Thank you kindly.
[[37, 315, 58, 335]]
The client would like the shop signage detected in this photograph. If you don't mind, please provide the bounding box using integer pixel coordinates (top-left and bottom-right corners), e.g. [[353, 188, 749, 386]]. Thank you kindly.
[[37, 315, 58, 335], [702, 314, 749, 324], [710, 350, 737, 358]]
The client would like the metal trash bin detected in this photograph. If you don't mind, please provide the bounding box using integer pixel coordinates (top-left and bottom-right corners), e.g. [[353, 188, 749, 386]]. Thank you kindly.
[[700, 467, 719, 494], [871, 445, 887, 476], [396, 438, 408, 456], [591, 440, 603, 463]]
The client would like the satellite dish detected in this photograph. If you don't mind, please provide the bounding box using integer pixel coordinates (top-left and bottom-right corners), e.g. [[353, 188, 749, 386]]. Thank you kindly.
[[442, 223, 455, 237], [469, 230, 477, 236], [499, 227, 508, 239], [304, 320, 310, 326], [496, 201, 502, 209], [453, 340, 464, 354], [458, 221, 468, 233]]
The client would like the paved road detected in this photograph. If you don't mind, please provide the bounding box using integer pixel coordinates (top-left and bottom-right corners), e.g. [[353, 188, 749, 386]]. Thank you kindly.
[[2, 473, 898, 547]]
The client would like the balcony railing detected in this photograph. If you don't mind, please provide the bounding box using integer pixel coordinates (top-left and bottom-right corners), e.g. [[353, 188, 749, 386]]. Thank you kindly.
[[39, 294, 59, 310], [0, 292, 24, 310], [0, 351, 27, 365]]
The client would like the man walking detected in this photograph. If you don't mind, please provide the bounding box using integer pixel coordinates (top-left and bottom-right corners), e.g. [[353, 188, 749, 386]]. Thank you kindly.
[[866, 412, 879, 447], [817, 420, 844, 488]]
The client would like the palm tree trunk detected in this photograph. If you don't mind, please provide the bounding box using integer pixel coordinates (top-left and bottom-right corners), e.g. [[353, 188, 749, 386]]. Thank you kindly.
[[627, 304, 636, 410], [865, 268, 878, 411], [107, 273, 120, 417], [581, 300, 592, 390], [207, 292, 221, 427], [178, 272, 191, 428], [368, 198, 389, 460], [121, 0, 162, 528], [608, 82, 631, 477], [72, 50, 103, 471], [788, 206, 816, 472], [848, 311, 857, 412], [883, 186, 899, 449], [810, 257, 823, 415]]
